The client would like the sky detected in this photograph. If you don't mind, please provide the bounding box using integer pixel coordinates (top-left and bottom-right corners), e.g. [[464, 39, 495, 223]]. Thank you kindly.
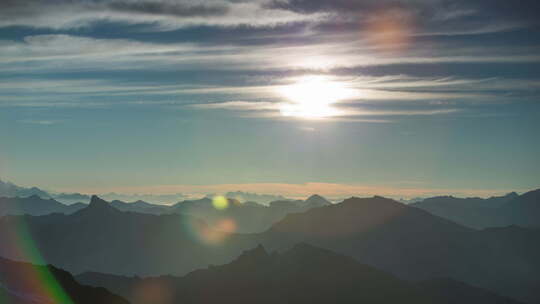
[[0, 0, 539, 199]]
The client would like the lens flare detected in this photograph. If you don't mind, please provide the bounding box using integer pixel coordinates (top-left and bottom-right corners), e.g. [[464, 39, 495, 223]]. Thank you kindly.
[[212, 195, 229, 210], [0, 217, 74, 304], [133, 279, 173, 304], [216, 218, 237, 234], [184, 217, 238, 246], [364, 8, 416, 52]]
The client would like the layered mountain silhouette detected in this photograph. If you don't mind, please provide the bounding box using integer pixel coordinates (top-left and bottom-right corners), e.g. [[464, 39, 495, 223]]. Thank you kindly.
[[412, 189, 540, 228], [98, 192, 188, 205], [0, 256, 128, 304], [416, 278, 524, 304], [1, 195, 538, 303], [0, 196, 86, 217], [168, 194, 331, 232], [0, 180, 51, 199], [0, 190, 332, 233], [0, 180, 91, 205], [497, 189, 540, 227], [77, 244, 522, 304], [0, 180, 188, 205], [263, 196, 540, 303], [0, 196, 254, 276], [52, 193, 91, 205], [109, 200, 169, 215]]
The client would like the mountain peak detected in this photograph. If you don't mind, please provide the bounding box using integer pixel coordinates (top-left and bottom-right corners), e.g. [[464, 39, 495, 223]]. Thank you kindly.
[[272, 196, 411, 237], [79, 195, 118, 214], [304, 194, 331, 207], [307, 194, 324, 200], [233, 244, 269, 264], [342, 196, 403, 208], [177, 197, 212, 205], [90, 195, 108, 206], [504, 192, 519, 198]]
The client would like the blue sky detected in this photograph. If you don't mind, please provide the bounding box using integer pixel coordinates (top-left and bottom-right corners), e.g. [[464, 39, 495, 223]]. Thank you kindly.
[[0, 0, 539, 198]]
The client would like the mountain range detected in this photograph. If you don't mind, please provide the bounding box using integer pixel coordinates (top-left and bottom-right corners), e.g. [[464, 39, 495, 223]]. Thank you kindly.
[[0, 196, 86, 217], [0, 256, 128, 304], [76, 244, 523, 304], [0, 193, 332, 233], [0, 195, 538, 303], [0, 181, 51, 200], [0, 196, 247, 276], [3, 179, 538, 230], [0, 180, 188, 205], [167, 194, 331, 232], [263, 196, 540, 303], [412, 189, 540, 228]]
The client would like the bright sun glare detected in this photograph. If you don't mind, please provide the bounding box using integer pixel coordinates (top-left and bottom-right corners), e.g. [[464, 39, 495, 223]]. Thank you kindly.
[[278, 75, 354, 118]]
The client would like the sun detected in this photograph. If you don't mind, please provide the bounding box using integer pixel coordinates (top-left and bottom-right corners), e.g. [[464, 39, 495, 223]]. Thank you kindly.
[[278, 75, 353, 118]]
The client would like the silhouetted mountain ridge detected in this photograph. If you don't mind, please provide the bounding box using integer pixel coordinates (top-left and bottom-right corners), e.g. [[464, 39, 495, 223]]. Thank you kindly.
[[412, 188, 540, 228], [72, 195, 120, 217], [303, 194, 332, 207], [0, 256, 128, 304], [0, 196, 251, 276], [77, 244, 524, 304], [0, 195, 86, 216], [263, 196, 539, 303], [168, 194, 332, 232], [0, 180, 51, 199], [2, 195, 538, 303]]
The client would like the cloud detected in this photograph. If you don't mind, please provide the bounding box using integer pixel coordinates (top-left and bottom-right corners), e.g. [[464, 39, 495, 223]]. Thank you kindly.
[[193, 101, 279, 111], [0, 0, 322, 30], [17, 119, 61, 125], [0, 1, 538, 196], [106, 1, 229, 17], [268, 0, 540, 31], [0, 68, 534, 123], [0, 5, 538, 121], [189, 99, 459, 121], [1, 0, 537, 38], [57, 181, 526, 200], [0, 34, 204, 64], [1, 32, 538, 77], [268, 0, 408, 14]]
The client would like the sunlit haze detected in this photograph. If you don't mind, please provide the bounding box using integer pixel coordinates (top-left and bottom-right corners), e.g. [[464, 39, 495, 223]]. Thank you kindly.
[[278, 75, 355, 118], [0, 0, 538, 198]]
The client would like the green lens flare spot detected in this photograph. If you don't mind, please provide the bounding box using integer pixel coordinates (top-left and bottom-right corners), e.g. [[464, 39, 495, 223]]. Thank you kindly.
[[212, 196, 229, 210]]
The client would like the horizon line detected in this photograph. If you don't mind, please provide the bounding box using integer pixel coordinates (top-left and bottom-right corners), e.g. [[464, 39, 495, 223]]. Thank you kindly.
[[50, 182, 535, 200]]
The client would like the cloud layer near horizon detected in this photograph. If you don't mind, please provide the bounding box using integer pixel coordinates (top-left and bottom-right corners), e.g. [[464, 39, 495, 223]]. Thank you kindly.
[[58, 182, 527, 201]]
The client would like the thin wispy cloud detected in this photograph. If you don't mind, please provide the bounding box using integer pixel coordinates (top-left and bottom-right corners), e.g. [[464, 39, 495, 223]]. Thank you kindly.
[[17, 119, 62, 125], [0, 0, 323, 30]]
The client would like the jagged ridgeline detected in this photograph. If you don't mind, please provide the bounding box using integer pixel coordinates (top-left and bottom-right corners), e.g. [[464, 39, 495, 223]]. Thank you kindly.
[[0, 256, 128, 304], [0, 194, 539, 303]]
